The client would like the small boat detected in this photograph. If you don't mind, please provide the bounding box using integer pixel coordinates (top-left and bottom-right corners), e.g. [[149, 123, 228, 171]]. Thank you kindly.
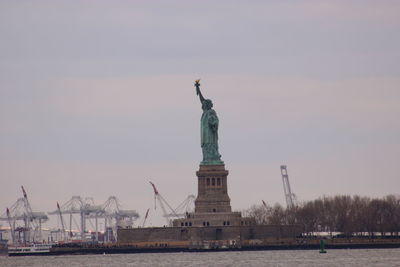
[[8, 243, 52, 256]]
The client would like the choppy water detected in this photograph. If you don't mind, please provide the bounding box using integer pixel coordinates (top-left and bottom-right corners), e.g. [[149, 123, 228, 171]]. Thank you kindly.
[[1, 249, 400, 267]]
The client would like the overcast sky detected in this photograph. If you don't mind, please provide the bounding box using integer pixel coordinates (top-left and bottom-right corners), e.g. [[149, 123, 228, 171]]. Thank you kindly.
[[1, 1, 399, 227]]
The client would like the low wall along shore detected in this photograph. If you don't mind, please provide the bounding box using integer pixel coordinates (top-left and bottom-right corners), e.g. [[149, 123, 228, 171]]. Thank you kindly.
[[117, 225, 302, 244]]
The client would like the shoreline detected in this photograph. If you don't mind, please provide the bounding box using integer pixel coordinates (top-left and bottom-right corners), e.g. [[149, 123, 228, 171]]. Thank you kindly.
[[9, 238, 400, 256]]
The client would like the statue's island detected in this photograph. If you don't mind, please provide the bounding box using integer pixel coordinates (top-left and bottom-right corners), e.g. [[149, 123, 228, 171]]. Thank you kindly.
[[116, 81, 301, 249]]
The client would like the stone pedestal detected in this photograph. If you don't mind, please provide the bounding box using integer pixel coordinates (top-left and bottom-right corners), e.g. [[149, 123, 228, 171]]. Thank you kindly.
[[194, 164, 231, 213], [172, 164, 255, 228]]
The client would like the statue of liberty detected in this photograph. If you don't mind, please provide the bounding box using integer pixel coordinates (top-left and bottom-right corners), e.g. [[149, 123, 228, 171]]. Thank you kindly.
[[194, 80, 224, 165]]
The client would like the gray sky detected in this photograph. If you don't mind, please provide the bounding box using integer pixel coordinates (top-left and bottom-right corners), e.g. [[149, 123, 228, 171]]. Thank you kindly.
[[1, 1, 399, 227]]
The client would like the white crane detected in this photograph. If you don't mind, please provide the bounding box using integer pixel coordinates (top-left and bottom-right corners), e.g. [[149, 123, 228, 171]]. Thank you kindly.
[[149, 181, 178, 225], [280, 165, 296, 209], [149, 181, 195, 225], [141, 208, 150, 227], [50, 196, 139, 243], [6, 208, 15, 244], [48, 196, 89, 241], [101, 196, 139, 241], [0, 186, 48, 244], [56, 202, 67, 241]]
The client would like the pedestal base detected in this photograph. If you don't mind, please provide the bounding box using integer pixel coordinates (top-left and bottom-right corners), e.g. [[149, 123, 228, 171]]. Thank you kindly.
[[172, 164, 256, 228], [194, 164, 232, 213]]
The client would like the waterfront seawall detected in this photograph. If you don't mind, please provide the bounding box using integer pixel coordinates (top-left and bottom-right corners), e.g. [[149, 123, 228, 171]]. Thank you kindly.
[[117, 225, 302, 244]]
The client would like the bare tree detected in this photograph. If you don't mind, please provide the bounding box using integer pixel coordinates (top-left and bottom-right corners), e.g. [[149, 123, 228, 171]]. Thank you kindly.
[[244, 195, 400, 237]]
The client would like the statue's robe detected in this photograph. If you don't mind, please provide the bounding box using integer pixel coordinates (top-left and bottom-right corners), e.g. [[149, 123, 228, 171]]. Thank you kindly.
[[200, 108, 222, 164]]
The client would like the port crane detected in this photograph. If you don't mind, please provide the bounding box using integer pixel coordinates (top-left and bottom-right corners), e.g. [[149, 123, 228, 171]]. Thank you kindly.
[[49, 196, 103, 241], [149, 181, 178, 225], [6, 208, 14, 244], [141, 208, 150, 227], [262, 200, 268, 208], [100, 196, 139, 241], [49, 195, 139, 242], [48, 196, 85, 241], [149, 181, 195, 225], [56, 202, 67, 241], [280, 165, 296, 209], [0, 186, 48, 244], [173, 195, 196, 217]]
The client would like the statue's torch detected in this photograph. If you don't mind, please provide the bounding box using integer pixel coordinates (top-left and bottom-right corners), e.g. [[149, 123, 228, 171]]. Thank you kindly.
[[195, 79, 201, 95]]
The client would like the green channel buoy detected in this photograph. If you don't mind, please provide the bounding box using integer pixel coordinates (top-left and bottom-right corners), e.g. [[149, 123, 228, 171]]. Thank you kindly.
[[319, 239, 327, 253]]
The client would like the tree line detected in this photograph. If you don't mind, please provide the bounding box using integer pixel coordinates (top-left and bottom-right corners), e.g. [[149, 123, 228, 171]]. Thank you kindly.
[[244, 195, 400, 237]]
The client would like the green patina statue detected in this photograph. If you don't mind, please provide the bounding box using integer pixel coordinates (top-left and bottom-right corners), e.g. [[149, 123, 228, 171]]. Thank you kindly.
[[195, 80, 224, 165]]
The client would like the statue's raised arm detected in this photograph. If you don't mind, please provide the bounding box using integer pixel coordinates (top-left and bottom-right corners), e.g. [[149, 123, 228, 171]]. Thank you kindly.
[[195, 79, 205, 104]]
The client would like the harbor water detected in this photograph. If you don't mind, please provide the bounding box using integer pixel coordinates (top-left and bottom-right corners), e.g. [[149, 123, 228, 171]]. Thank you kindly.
[[1, 248, 400, 267]]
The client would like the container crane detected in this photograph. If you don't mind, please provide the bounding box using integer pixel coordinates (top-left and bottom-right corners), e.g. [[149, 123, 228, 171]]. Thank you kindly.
[[149, 181, 195, 225], [149, 181, 179, 225], [0, 187, 48, 244], [20, 186, 38, 236], [48, 196, 84, 240], [262, 200, 268, 208], [21, 186, 33, 216], [50, 195, 139, 243], [21, 185, 42, 243], [141, 208, 150, 227], [280, 165, 296, 209], [56, 202, 67, 241], [101, 196, 139, 241], [172, 195, 195, 218], [6, 208, 15, 244], [19, 186, 48, 242]]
